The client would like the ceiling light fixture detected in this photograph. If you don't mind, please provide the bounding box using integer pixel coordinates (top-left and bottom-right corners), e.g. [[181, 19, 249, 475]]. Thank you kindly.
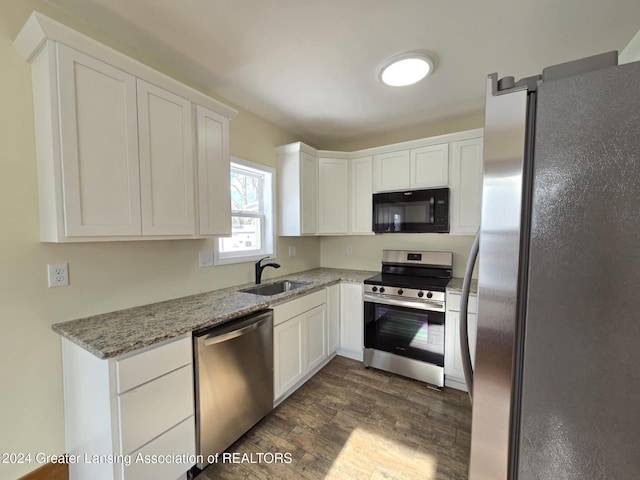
[[379, 52, 435, 87]]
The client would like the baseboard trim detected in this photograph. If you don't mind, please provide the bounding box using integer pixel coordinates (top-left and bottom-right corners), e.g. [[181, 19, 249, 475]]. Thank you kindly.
[[18, 462, 68, 480]]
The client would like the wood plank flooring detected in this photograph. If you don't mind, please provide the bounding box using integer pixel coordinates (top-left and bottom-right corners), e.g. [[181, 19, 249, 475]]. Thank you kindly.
[[197, 356, 471, 480]]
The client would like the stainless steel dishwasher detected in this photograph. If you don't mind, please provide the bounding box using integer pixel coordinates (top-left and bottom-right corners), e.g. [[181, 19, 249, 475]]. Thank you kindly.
[[193, 309, 273, 469]]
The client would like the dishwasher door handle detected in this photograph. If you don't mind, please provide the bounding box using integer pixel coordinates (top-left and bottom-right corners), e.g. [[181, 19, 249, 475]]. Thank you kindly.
[[202, 314, 271, 347]]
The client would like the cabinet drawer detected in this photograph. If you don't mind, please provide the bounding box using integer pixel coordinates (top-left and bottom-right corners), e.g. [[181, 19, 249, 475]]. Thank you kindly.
[[118, 364, 194, 455], [447, 293, 477, 313], [122, 416, 196, 480], [273, 289, 326, 326], [116, 335, 191, 393]]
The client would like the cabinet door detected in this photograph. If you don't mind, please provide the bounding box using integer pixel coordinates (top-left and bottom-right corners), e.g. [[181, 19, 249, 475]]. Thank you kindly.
[[445, 294, 478, 388], [445, 310, 462, 380], [318, 158, 350, 234], [410, 144, 449, 188], [118, 364, 193, 455], [450, 138, 484, 234], [350, 156, 373, 234], [306, 305, 328, 372], [450, 312, 477, 374], [339, 283, 364, 361], [326, 284, 340, 355], [373, 150, 410, 192], [137, 79, 195, 236], [57, 44, 141, 237], [300, 152, 318, 235], [274, 315, 306, 399], [196, 105, 231, 235], [123, 416, 195, 480]]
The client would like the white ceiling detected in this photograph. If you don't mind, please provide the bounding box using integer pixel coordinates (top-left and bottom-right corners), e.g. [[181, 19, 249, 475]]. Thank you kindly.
[[46, 0, 640, 148]]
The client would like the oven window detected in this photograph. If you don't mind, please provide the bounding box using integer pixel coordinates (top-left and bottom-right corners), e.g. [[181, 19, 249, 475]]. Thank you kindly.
[[364, 302, 445, 366]]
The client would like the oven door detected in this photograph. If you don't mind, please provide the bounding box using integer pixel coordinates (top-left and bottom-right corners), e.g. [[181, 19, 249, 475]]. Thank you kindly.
[[364, 296, 445, 367]]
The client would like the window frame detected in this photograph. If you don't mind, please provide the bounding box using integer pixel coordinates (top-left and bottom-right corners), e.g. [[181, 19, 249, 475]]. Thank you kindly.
[[213, 156, 276, 265]]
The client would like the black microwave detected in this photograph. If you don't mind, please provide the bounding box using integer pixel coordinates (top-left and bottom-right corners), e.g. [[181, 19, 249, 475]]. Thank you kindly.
[[372, 187, 449, 233]]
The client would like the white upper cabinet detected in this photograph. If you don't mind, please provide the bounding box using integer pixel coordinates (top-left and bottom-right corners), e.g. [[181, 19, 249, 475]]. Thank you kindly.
[[410, 143, 449, 188], [373, 150, 411, 192], [196, 106, 231, 236], [350, 156, 373, 235], [301, 152, 318, 235], [137, 79, 195, 236], [318, 157, 350, 235], [15, 12, 237, 242], [276, 129, 482, 237], [277, 144, 318, 236], [56, 44, 142, 238], [373, 143, 449, 192], [450, 137, 483, 235]]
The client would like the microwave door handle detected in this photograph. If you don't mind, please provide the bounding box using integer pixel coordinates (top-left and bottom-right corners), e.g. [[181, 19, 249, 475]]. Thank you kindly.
[[460, 229, 479, 403]]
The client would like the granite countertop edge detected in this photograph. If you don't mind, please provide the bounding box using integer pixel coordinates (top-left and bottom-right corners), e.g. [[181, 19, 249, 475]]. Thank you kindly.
[[446, 277, 479, 295], [52, 268, 377, 360]]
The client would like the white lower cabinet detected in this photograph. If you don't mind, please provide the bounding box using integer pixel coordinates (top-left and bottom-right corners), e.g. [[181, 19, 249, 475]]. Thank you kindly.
[[338, 283, 364, 361], [445, 291, 477, 391], [326, 283, 340, 355], [273, 290, 328, 403], [62, 335, 195, 480], [273, 313, 306, 398], [305, 305, 328, 372]]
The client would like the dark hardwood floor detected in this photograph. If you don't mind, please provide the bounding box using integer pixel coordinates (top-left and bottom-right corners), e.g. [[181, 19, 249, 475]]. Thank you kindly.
[[198, 356, 471, 480]]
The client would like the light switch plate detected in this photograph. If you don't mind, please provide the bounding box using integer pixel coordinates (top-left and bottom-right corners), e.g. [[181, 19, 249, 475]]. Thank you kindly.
[[199, 251, 214, 268], [288, 245, 296, 257]]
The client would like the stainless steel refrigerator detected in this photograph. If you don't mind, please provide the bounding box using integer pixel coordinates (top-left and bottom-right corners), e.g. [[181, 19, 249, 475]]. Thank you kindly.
[[460, 52, 640, 479]]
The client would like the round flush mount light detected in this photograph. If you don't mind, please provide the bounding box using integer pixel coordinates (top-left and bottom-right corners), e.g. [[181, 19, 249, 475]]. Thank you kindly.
[[379, 52, 435, 87]]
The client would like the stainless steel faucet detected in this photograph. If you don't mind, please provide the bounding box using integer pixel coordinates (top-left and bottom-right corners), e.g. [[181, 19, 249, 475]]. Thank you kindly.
[[255, 256, 280, 284]]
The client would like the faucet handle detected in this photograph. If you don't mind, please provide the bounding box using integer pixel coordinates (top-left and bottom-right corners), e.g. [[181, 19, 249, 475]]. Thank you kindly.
[[256, 256, 270, 265]]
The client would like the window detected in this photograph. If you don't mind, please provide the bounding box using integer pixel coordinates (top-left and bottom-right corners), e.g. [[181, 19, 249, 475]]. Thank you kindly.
[[214, 157, 275, 264]]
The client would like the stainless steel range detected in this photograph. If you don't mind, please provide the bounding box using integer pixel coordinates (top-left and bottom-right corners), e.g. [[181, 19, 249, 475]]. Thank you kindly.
[[363, 250, 452, 387]]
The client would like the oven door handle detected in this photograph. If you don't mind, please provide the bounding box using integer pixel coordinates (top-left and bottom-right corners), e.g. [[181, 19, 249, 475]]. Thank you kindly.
[[363, 293, 445, 312]]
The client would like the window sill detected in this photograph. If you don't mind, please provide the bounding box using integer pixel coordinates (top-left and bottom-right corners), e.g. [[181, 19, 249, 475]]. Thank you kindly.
[[213, 252, 276, 266]]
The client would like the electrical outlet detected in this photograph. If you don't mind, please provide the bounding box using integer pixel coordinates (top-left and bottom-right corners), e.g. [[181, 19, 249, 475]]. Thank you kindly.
[[48, 263, 69, 287], [199, 251, 214, 268], [346, 245, 353, 255], [288, 245, 296, 257]]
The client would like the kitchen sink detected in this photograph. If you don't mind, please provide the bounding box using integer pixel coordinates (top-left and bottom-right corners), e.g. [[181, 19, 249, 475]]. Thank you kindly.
[[241, 280, 311, 296]]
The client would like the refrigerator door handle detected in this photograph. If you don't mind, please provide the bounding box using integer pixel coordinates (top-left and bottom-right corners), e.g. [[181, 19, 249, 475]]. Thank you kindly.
[[460, 229, 479, 402]]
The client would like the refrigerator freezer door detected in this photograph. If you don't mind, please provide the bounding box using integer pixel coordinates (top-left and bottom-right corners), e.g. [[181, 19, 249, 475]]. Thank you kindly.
[[469, 75, 529, 480], [518, 61, 640, 479]]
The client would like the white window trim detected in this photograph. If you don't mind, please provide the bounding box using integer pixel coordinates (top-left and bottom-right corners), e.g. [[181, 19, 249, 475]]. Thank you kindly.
[[213, 156, 276, 265]]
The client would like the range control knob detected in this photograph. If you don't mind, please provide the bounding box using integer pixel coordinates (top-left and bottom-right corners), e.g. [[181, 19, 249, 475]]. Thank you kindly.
[[379, 287, 386, 293], [426, 292, 433, 299], [397, 289, 404, 295], [371, 286, 378, 292], [417, 291, 424, 298]]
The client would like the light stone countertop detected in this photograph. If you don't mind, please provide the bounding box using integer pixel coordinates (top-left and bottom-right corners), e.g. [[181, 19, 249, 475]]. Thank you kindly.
[[52, 268, 376, 360], [446, 277, 478, 295]]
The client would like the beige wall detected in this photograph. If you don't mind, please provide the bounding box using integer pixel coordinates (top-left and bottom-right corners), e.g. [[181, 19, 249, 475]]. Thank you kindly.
[[620, 28, 640, 64], [321, 235, 475, 278], [0, 2, 319, 478], [324, 113, 484, 151]]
